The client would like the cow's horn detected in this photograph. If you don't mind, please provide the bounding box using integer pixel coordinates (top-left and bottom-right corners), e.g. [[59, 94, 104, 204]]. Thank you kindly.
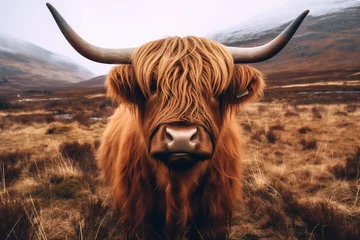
[[46, 3, 134, 64], [227, 10, 309, 63]]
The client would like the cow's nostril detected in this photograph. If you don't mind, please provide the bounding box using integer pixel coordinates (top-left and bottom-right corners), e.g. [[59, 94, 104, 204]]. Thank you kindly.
[[190, 128, 198, 142], [165, 130, 173, 142]]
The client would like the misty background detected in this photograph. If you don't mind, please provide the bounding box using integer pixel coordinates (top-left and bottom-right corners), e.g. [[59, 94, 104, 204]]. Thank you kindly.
[[0, 0, 359, 76]]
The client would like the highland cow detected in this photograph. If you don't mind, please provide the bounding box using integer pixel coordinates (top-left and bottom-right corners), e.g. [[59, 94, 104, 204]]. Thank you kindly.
[[47, 3, 308, 239]]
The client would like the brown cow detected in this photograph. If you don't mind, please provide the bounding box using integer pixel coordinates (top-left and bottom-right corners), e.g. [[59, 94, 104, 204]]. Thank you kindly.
[[47, 3, 308, 239]]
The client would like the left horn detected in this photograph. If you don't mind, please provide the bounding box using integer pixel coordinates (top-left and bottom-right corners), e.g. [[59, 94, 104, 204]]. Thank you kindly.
[[46, 3, 134, 64], [227, 10, 309, 63]]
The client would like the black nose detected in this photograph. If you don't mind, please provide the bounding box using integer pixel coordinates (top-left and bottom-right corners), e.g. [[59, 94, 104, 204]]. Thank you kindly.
[[165, 127, 198, 153]]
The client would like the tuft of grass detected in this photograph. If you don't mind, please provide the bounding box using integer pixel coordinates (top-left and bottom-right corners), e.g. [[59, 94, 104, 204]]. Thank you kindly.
[[298, 126, 312, 134], [284, 111, 299, 117], [27, 158, 50, 176], [332, 147, 360, 180], [311, 107, 322, 119], [257, 105, 266, 113], [0, 150, 31, 186], [269, 124, 285, 131], [59, 141, 98, 174], [30, 171, 89, 200], [72, 197, 122, 239], [345, 105, 357, 113], [46, 124, 73, 135], [51, 177, 86, 199], [0, 193, 38, 240], [73, 113, 91, 127], [241, 123, 252, 133], [262, 205, 286, 231], [300, 139, 318, 150], [94, 140, 101, 150], [334, 111, 348, 116], [300, 201, 360, 240], [26, 156, 90, 201], [252, 130, 265, 142], [266, 130, 279, 144]]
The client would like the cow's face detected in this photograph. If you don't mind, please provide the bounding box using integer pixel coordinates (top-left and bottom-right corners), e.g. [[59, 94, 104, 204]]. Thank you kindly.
[[107, 36, 264, 171]]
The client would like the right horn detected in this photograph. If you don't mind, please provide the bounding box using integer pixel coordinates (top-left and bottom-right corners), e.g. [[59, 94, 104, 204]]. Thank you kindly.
[[227, 10, 309, 63]]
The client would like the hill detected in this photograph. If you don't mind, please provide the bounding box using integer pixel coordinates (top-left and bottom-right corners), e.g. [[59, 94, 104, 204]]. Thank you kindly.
[[71, 75, 106, 89], [0, 34, 94, 94], [212, 5, 360, 93]]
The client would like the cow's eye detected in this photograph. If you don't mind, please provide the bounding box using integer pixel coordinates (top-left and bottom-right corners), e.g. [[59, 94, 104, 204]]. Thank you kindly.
[[150, 81, 157, 94]]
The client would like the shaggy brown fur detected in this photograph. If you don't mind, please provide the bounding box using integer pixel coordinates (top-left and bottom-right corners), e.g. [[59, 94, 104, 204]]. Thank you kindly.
[[98, 36, 265, 239]]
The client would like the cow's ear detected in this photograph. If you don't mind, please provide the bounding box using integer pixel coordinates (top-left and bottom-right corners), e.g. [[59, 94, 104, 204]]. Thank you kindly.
[[106, 65, 141, 104], [228, 65, 265, 105]]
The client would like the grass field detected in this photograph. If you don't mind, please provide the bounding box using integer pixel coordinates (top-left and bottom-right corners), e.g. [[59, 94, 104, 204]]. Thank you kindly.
[[0, 88, 359, 239]]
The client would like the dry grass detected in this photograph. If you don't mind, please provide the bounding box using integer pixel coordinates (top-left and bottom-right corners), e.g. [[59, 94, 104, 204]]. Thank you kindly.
[[0, 193, 39, 239], [1, 92, 359, 239], [298, 126, 312, 134], [0, 150, 31, 188], [300, 138, 318, 150], [230, 102, 360, 239], [59, 141, 98, 175], [71, 196, 122, 239], [332, 147, 360, 180]]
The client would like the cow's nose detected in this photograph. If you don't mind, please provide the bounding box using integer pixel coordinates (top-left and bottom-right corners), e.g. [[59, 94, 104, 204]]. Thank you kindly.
[[165, 127, 198, 153]]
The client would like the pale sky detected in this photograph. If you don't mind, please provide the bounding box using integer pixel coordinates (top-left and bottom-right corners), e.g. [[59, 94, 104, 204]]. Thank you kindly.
[[0, 0, 358, 75]]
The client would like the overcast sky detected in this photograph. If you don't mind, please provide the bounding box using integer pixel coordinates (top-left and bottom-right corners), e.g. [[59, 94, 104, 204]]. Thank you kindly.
[[0, 0, 358, 75]]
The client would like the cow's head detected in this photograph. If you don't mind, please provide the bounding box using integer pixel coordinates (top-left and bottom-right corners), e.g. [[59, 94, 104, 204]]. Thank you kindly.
[[106, 37, 265, 171], [46, 3, 308, 171]]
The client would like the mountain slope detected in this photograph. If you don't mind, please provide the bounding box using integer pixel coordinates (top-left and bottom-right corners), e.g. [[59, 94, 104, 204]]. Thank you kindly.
[[212, 5, 360, 91], [0, 34, 94, 93], [72, 75, 106, 89]]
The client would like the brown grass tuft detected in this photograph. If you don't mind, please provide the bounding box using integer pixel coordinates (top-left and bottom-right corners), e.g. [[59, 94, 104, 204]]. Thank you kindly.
[[262, 205, 287, 231], [73, 113, 91, 127], [311, 107, 322, 119], [241, 123, 252, 133], [46, 124, 73, 135], [72, 197, 122, 239], [0, 150, 31, 186], [29, 161, 91, 200], [266, 130, 279, 144], [284, 111, 299, 117], [252, 129, 266, 142], [0, 193, 39, 240], [332, 147, 360, 180], [300, 139, 318, 150], [27, 158, 50, 176], [50, 176, 87, 199], [345, 105, 357, 113], [59, 141, 98, 174], [269, 124, 285, 131], [300, 201, 360, 240], [334, 111, 348, 116], [298, 126, 312, 134]]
